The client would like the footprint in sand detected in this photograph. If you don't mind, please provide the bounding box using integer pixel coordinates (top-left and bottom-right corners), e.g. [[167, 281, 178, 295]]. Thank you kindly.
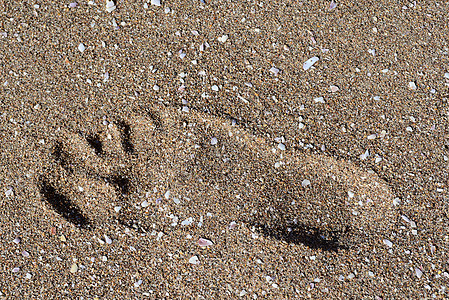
[[38, 104, 397, 251]]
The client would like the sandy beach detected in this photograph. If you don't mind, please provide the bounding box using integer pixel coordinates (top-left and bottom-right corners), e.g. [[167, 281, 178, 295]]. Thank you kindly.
[[0, 0, 448, 298]]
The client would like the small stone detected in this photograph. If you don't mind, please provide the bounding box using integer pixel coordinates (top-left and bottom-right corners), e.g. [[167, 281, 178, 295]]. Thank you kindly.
[[301, 179, 311, 187], [211, 137, 218, 145], [70, 263, 78, 273], [78, 43, 85, 52], [151, 0, 161, 6], [217, 35, 228, 43], [408, 81, 417, 90], [189, 255, 200, 264], [278, 143, 286, 151]]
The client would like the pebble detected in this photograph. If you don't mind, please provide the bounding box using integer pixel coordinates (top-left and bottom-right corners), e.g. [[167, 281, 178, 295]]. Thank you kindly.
[[303, 56, 319, 70], [198, 238, 213, 247], [151, 0, 161, 6], [301, 179, 311, 187], [105, 1, 116, 12], [211, 137, 218, 145], [70, 263, 78, 273], [78, 43, 85, 53], [383, 239, 393, 248], [189, 255, 200, 264]]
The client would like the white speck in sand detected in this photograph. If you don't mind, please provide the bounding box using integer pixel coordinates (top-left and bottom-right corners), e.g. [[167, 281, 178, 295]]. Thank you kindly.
[[164, 190, 170, 199], [106, 1, 116, 12], [383, 239, 393, 248], [269, 67, 280, 75], [408, 81, 417, 90], [314, 97, 325, 103], [330, 85, 339, 93], [444, 73, 449, 79], [303, 56, 319, 70], [278, 143, 286, 151], [348, 191, 355, 198], [189, 255, 200, 264], [301, 179, 311, 187], [25, 273, 32, 279], [181, 217, 193, 226], [134, 279, 143, 287], [70, 263, 78, 273], [104, 235, 112, 244], [360, 149, 370, 160], [13, 237, 20, 244], [12, 267, 20, 273], [151, 0, 161, 6], [198, 238, 213, 247], [141, 200, 149, 208], [114, 206, 121, 212], [367, 134, 377, 140], [78, 43, 85, 52], [211, 137, 218, 145], [217, 35, 228, 43], [415, 267, 423, 278]]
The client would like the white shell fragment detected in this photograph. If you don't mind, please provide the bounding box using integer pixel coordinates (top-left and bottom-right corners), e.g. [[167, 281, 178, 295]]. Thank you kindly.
[[211, 137, 218, 145], [78, 43, 85, 52], [383, 239, 393, 248], [269, 67, 280, 75], [105, 1, 116, 12], [408, 81, 417, 90], [330, 85, 339, 93], [445, 73, 449, 79], [70, 263, 78, 273], [217, 35, 228, 43], [198, 238, 213, 247], [151, 0, 161, 6], [189, 255, 200, 264], [303, 56, 319, 70], [314, 97, 325, 103], [301, 179, 311, 187], [278, 143, 286, 151], [415, 267, 423, 278]]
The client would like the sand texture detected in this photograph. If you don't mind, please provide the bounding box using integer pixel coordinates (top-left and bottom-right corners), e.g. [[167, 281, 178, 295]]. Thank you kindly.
[[0, 0, 448, 299]]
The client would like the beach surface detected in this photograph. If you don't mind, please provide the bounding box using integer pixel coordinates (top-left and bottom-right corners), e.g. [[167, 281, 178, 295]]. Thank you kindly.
[[0, 0, 448, 298]]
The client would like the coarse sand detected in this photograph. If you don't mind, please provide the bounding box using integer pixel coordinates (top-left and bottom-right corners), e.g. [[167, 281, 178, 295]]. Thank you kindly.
[[0, 0, 448, 299]]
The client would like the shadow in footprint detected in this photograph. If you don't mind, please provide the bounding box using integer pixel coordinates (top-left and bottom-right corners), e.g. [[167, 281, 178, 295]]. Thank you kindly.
[[38, 178, 91, 229], [85, 133, 104, 156], [252, 223, 349, 252], [115, 120, 135, 154]]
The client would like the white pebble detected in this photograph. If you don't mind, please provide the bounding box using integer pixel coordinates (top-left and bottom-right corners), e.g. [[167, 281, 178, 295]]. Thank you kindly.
[[70, 263, 78, 273], [298, 123, 304, 129], [367, 134, 377, 140], [153, 85, 159, 91], [164, 190, 170, 199], [104, 235, 112, 244], [330, 85, 339, 93], [278, 143, 286, 151], [189, 255, 200, 264], [217, 35, 228, 43], [13, 237, 20, 244], [348, 191, 355, 198], [360, 149, 370, 160], [375, 156, 382, 163], [314, 97, 325, 103], [383, 239, 393, 248], [5, 188, 13, 197], [151, 0, 161, 6], [415, 267, 423, 278], [25, 273, 32, 279], [408, 81, 417, 90], [198, 238, 213, 247], [406, 126, 413, 132], [211, 85, 219, 91], [105, 1, 116, 12], [211, 137, 218, 145], [134, 279, 143, 287], [181, 217, 193, 226], [303, 56, 319, 70], [114, 206, 121, 212], [78, 43, 85, 52], [12, 267, 20, 273], [269, 67, 280, 75], [301, 179, 311, 187], [444, 73, 449, 79]]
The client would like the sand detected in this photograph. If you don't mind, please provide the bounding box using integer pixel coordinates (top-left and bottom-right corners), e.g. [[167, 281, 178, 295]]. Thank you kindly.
[[0, 0, 448, 298]]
